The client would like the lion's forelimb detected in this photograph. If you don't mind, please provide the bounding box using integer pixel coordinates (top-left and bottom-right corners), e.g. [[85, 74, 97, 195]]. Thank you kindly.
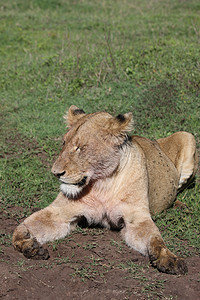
[[122, 215, 160, 256], [122, 213, 187, 275], [12, 193, 83, 259]]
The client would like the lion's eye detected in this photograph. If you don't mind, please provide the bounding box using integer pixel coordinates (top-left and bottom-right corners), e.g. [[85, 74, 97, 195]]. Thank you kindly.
[[75, 146, 80, 152], [62, 140, 66, 146]]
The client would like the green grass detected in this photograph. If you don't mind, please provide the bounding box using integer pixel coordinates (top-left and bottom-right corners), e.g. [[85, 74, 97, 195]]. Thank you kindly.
[[0, 0, 199, 254]]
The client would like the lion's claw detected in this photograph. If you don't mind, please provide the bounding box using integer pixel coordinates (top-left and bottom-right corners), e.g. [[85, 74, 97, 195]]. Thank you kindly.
[[13, 224, 50, 260], [22, 239, 49, 260]]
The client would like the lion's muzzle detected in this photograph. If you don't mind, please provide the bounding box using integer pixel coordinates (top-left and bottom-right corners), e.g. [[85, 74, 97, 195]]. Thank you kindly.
[[52, 170, 66, 178], [52, 169, 89, 198]]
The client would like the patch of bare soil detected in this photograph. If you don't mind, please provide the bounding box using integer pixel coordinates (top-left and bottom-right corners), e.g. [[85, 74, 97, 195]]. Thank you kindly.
[[0, 209, 199, 300]]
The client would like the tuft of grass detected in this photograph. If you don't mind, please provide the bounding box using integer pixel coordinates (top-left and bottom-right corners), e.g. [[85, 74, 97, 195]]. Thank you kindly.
[[0, 233, 12, 247]]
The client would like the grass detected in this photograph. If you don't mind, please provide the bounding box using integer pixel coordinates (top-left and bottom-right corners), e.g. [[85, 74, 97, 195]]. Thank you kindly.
[[0, 0, 199, 262]]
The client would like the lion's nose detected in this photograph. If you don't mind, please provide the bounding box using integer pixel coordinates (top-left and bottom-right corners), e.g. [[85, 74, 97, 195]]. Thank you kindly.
[[52, 170, 66, 178]]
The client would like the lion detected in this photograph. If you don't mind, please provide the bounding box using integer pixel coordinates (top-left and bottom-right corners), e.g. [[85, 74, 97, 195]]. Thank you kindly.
[[12, 105, 198, 274]]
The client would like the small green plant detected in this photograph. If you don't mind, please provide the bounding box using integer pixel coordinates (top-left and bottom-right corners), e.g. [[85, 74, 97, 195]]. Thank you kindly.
[[110, 239, 124, 252], [15, 259, 25, 268], [82, 242, 98, 250], [54, 257, 70, 265], [0, 233, 12, 247]]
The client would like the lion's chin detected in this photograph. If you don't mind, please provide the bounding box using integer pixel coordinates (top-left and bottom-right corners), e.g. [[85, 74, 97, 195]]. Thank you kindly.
[[60, 183, 83, 198]]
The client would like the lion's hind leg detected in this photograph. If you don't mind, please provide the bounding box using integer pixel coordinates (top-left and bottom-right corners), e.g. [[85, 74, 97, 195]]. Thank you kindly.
[[176, 133, 198, 190], [157, 132, 198, 191]]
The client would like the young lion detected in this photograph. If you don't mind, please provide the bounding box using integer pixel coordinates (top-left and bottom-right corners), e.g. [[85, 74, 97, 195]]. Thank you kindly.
[[12, 106, 198, 274]]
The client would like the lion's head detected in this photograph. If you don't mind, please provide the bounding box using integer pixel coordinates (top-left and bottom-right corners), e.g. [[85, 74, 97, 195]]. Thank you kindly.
[[51, 105, 133, 198]]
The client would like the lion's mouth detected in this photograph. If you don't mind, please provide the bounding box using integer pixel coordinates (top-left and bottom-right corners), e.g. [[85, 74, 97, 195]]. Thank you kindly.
[[59, 176, 88, 198], [74, 176, 88, 187], [60, 176, 88, 187]]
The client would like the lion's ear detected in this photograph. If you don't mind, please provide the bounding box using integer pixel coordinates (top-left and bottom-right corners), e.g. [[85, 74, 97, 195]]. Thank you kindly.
[[64, 105, 86, 127], [103, 112, 133, 143], [115, 112, 133, 132], [105, 112, 133, 133]]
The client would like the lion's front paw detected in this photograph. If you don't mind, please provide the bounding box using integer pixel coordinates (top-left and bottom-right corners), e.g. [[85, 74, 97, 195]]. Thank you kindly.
[[150, 252, 188, 275], [22, 238, 49, 260], [12, 224, 49, 260]]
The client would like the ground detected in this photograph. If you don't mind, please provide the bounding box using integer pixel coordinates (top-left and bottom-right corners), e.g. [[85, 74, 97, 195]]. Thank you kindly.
[[0, 207, 199, 300]]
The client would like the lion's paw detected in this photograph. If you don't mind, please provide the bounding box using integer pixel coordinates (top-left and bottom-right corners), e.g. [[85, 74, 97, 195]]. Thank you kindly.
[[13, 224, 49, 260], [150, 253, 187, 275], [22, 238, 49, 260]]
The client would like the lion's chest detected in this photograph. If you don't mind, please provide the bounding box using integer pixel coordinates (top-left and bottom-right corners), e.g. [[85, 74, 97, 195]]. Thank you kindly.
[[80, 184, 127, 229]]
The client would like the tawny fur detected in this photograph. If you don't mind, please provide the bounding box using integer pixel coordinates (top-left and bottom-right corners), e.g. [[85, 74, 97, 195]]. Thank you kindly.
[[12, 105, 198, 274]]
